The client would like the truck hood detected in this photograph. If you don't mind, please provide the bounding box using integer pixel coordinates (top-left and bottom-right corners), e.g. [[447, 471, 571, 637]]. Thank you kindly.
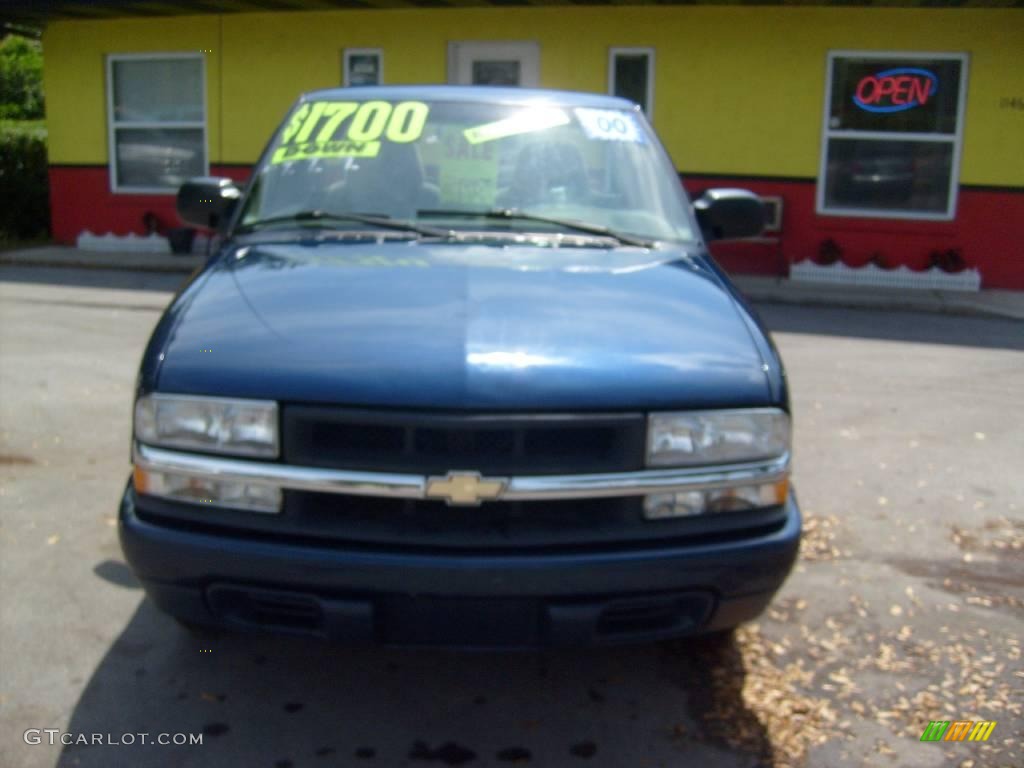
[[154, 240, 772, 410]]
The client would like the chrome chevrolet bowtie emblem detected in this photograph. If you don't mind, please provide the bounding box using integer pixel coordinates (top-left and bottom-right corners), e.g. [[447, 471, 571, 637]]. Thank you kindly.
[[425, 472, 507, 506]]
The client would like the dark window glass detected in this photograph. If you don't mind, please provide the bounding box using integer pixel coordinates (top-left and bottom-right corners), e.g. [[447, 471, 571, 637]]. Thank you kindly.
[[472, 60, 520, 86], [112, 58, 203, 123], [346, 54, 380, 86], [110, 56, 205, 189], [613, 53, 650, 113], [829, 58, 961, 134], [823, 138, 954, 214], [114, 128, 205, 188]]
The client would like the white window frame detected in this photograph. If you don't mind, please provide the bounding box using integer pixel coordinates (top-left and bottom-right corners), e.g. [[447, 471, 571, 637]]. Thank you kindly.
[[608, 47, 655, 120], [817, 50, 969, 222], [343, 48, 383, 87], [106, 52, 208, 195], [760, 196, 783, 233]]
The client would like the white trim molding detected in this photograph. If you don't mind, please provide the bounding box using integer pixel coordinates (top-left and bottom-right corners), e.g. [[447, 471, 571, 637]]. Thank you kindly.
[[106, 52, 208, 195], [760, 196, 783, 233], [447, 41, 540, 87], [342, 48, 383, 87], [791, 261, 981, 291], [608, 47, 655, 119]]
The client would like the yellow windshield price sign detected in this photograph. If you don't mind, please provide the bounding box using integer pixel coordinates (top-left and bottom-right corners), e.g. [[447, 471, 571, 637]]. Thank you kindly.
[[271, 139, 380, 163], [272, 100, 429, 164]]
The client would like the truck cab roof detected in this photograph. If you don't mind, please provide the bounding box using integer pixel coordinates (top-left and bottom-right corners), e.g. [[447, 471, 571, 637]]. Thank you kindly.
[[300, 85, 640, 111]]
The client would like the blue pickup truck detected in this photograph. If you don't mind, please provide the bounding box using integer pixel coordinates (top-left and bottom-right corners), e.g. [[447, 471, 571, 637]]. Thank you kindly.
[[120, 86, 800, 648]]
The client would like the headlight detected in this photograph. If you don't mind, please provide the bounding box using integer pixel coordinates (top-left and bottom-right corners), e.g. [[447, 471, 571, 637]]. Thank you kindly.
[[134, 467, 282, 514], [646, 408, 790, 467], [643, 480, 789, 520], [134, 394, 279, 458]]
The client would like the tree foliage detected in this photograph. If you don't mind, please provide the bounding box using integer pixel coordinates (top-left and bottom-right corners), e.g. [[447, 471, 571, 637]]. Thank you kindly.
[[0, 35, 45, 120]]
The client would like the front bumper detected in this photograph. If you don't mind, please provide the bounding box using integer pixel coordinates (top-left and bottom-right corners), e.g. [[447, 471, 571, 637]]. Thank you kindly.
[[119, 483, 801, 648]]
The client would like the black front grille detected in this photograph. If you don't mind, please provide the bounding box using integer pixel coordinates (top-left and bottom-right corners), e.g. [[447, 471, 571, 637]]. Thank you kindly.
[[287, 492, 647, 549], [282, 407, 646, 475], [136, 491, 789, 554], [138, 407, 787, 553]]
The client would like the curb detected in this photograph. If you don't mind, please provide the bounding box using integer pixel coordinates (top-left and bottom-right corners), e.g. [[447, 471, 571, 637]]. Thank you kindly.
[[0, 253, 201, 274], [744, 293, 1021, 321], [733, 279, 1024, 322]]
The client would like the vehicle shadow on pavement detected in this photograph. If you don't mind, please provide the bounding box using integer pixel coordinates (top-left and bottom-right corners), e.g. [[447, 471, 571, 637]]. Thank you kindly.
[[0, 265, 191, 294], [755, 303, 1024, 351], [59, 597, 774, 768]]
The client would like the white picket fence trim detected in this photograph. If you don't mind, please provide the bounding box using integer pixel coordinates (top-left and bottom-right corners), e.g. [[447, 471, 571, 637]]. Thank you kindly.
[[76, 231, 171, 254], [790, 261, 981, 291]]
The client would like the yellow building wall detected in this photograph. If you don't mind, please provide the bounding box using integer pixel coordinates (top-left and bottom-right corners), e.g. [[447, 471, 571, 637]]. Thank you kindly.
[[43, 7, 1024, 186], [42, 15, 222, 171]]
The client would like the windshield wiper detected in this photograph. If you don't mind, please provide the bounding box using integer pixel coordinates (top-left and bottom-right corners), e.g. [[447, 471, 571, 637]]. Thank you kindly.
[[417, 208, 656, 248], [236, 210, 451, 239]]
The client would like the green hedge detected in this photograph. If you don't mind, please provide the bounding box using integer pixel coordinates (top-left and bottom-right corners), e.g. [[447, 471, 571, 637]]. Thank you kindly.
[[0, 125, 50, 242]]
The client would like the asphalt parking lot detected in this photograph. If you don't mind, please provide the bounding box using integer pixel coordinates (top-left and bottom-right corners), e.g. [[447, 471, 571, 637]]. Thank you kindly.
[[1, 265, 1021, 768]]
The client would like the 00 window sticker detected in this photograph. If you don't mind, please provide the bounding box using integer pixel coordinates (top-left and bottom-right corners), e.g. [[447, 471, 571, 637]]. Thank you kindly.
[[574, 108, 643, 143], [272, 100, 429, 163]]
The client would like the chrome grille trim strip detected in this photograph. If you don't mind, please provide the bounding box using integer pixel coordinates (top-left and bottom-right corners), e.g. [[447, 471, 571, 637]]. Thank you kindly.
[[134, 443, 790, 502]]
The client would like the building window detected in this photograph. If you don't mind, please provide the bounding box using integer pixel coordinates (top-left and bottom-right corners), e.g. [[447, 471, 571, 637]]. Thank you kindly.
[[760, 196, 783, 234], [609, 48, 654, 118], [106, 53, 207, 193], [818, 51, 968, 220], [343, 49, 383, 87]]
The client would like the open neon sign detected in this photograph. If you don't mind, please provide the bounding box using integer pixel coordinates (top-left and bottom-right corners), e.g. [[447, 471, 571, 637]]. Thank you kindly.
[[853, 68, 938, 113]]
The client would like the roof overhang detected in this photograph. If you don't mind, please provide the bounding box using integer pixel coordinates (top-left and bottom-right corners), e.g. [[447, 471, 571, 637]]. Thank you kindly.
[[3, 0, 1021, 27]]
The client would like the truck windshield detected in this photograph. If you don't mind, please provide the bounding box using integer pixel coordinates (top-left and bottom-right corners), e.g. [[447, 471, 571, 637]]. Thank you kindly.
[[238, 98, 694, 243]]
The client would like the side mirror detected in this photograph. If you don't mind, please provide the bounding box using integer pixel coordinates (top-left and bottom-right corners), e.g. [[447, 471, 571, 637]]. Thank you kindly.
[[693, 188, 765, 241], [177, 177, 241, 231]]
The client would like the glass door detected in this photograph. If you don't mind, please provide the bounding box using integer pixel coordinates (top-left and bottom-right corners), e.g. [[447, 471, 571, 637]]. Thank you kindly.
[[448, 42, 540, 87]]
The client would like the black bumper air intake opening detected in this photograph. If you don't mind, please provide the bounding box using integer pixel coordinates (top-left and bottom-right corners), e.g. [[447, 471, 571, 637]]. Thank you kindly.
[[595, 593, 714, 638], [206, 585, 325, 633]]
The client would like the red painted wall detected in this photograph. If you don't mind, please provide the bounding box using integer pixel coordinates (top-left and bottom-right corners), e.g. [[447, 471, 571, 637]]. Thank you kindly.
[[684, 176, 1024, 290], [48, 165, 251, 243], [48, 165, 1023, 289]]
